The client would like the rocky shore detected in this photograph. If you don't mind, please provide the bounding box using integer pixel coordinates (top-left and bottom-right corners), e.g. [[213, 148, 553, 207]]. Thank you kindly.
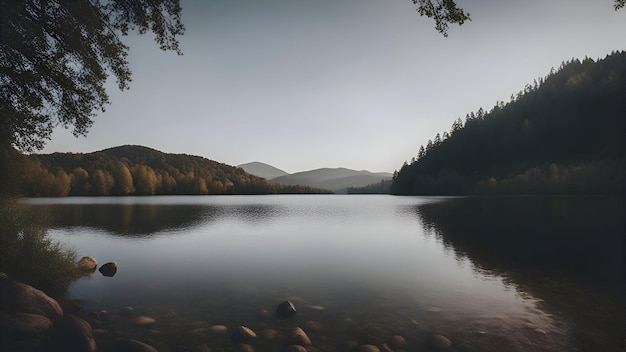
[[1, 260, 461, 352]]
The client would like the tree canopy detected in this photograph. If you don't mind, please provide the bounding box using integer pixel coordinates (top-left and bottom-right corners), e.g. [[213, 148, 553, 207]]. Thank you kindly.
[[391, 51, 625, 195], [0, 0, 184, 152]]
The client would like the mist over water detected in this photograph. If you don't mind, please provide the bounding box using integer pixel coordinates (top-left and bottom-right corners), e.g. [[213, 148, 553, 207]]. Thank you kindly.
[[29, 195, 624, 351]]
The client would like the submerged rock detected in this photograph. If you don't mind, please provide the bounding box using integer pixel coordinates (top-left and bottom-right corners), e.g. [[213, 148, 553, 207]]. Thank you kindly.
[[358, 344, 380, 352], [111, 338, 158, 352], [236, 343, 255, 352], [77, 256, 98, 273], [234, 325, 257, 341], [50, 315, 96, 352], [208, 324, 228, 335], [275, 300, 297, 318], [388, 335, 406, 349], [99, 262, 117, 277], [430, 334, 452, 349], [290, 327, 312, 346], [132, 315, 156, 326]]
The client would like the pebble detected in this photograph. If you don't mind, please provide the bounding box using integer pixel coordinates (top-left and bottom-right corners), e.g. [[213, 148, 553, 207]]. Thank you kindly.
[[235, 325, 257, 341], [208, 324, 228, 335], [132, 316, 156, 326]]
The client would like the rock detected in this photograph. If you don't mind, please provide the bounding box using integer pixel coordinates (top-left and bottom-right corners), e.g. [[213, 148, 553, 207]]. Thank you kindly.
[[99, 262, 117, 277], [276, 300, 297, 318], [120, 306, 134, 316], [234, 325, 257, 341], [285, 345, 307, 352], [308, 305, 325, 312], [208, 324, 228, 335], [50, 315, 96, 352], [111, 338, 158, 352], [388, 335, 406, 349], [132, 315, 156, 326], [304, 320, 321, 331], [0, 278, 63, 319], [236, 343, 255, 352], [186, 327, 210, 338], [192, 344, 211, 352], [426, 306, 443, 313], [344, 340, 359, 350], [77, 256, 98, 273], [0, 312, 53, 342], [430, 334, 452, 349], [358, 344, 380, 352], [261, 328, 278, 339], [290, 327, 312, 346]]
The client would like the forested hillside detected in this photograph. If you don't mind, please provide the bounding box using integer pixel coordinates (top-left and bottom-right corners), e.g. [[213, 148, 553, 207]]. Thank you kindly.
[[16, 145, 331, 196], [391, 51, 625, 195]]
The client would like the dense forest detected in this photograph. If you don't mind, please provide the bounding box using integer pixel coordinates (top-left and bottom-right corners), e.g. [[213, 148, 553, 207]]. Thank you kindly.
[[391, 51, 625, 195], [10, 145, 332, 196]]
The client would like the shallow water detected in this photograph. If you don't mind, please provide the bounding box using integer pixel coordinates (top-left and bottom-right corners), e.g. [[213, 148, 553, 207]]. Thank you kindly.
[[29, 195, 624, 351]]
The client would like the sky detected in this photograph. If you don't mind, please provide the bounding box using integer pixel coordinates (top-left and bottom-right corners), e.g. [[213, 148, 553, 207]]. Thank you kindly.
[[41, 0, 626, 174]]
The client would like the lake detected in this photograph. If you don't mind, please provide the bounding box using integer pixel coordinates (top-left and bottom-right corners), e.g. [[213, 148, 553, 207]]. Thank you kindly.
[[27, 195, 624, 351]]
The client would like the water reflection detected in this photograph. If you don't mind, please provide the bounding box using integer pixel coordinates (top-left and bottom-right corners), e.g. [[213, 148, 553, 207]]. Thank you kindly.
[[23, 195, 623, 351], [30, 198, 287, 236], [411, 196, 625, 351]]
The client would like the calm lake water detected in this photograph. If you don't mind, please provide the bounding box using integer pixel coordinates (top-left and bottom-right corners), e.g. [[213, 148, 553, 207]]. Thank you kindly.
[[28, 195, 624, 352]]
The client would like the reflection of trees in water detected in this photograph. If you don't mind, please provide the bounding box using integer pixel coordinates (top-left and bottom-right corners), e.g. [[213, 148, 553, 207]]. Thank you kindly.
[[30, 203, 286, 237], [412, 196, 625, 352]]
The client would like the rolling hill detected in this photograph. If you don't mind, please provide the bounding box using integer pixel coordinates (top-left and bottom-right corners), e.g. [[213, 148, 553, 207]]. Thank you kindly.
[[271, 168, 393, 193]]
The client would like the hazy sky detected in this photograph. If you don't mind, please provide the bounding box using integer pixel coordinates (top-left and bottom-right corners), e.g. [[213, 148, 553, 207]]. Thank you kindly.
[[41, 0, 626, 173]]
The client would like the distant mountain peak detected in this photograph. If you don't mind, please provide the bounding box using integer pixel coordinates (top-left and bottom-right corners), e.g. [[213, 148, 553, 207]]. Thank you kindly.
[[238, 162, 289, 180]]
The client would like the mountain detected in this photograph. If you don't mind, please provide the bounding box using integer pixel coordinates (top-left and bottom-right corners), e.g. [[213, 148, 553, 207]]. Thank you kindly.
[[16, 145, 332, 196], [391, 51, 625, 195], [271, 168, 393, 193], [238, 162, 288, 180]]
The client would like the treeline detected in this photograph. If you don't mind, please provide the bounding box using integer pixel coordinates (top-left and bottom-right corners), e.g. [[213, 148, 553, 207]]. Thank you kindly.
[[13, 145, 332, 196], [391, 51, 625, 195], [347, 179, 392, 194]]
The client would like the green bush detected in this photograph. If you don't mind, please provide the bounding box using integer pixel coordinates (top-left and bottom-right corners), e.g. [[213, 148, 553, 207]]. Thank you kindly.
[[0, 198, 80, 298]]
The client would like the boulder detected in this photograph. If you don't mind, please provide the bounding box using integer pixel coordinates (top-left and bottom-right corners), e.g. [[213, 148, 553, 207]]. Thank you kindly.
[[289, 327, 312, 346], [0, 278, 63, 319], [99, 262, 117, 277], [50, 315, 96, 352], [0, 311, 53, 342], [77, 257, 98, 273], [111, 338, 158, 352], [275, 300, 297, 318]]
